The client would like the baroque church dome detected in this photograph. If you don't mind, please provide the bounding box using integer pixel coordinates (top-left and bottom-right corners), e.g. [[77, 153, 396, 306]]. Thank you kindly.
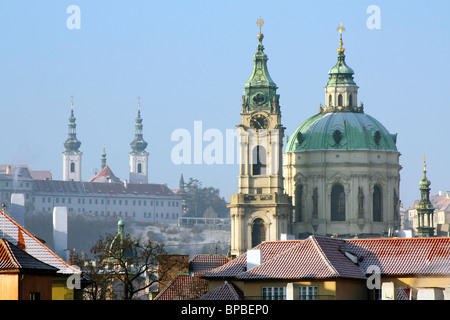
[[282, 23, 402, 237], [285, 110, 398, 152]]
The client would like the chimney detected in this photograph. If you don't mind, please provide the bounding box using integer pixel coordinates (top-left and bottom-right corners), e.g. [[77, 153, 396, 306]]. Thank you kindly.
[[10, 193, 25, 226], [53, 207, 68, 262], [280, 233, 295, 241], [247, 249, 262, 270]]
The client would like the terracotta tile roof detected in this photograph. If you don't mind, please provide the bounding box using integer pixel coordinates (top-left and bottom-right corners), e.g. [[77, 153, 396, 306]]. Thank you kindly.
[[189, 254, 230, 276], [236, 236, 365, 280], [346, 237, 450, 276], [198, 281, 243, 300], [88, 165, 121, 183], [153, 274, 208, 300], [0, 238, 58, 273], [202, 240, 303, 279], [203, 236, 450, 281], [0, 210, 81, 275]]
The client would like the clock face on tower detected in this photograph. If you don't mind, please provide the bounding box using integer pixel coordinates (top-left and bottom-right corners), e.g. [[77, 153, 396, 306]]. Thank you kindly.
[[250, 114, 268, 130]]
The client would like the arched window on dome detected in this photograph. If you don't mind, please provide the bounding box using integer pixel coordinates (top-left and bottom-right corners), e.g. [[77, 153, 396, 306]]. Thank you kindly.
[[70, 162, 75, 173], [252, 145, 266, 176], [349, 94, 353, 106], [252, 218, 265, 247], [373, 185, 383, 222], [338, 94, 343, 107], [137, 163, 142, 174], [329, 94, 332, 106], [331, 184, 345, 221]]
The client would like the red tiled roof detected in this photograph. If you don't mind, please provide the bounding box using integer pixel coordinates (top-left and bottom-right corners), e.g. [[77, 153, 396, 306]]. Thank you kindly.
[[88, 165, 121, 183], [0, 210, 81, 275], [0, 238, 59, 273], [347, 237, 450, 276], [190, 254, 230, 276], [198, 281, 243, 300], [236, 236, 365, 280], [203, 236, 450, 281], [153, 275, 208, 300], [202, 240, 302, 279]]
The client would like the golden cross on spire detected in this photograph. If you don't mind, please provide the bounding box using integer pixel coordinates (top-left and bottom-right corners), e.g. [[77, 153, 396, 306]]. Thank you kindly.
[[257, 18, 264, 34], [337, 22, 345, 34], [423, 156, 427, 170], [137, 96, 141, 110], [337, 22, 345, 53]]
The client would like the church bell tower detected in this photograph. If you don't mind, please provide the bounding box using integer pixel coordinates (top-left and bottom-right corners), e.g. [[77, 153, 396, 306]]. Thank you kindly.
[[129, 98, 149, 184], [62, 98, 82, 181], [229, 20, 292, 257]]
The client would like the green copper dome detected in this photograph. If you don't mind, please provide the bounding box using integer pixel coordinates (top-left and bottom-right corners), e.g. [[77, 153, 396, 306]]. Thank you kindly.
[[64, 105, 81, 152], [130, 104, 148, 153], [286, 24, 397, 153], [326, 52, 357, 87], [285, 111, 398, 152]]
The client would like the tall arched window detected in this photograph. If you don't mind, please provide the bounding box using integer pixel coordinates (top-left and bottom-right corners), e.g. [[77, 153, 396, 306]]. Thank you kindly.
[[137, 163, 142, 173], [349, 94, 353, 106], [373, 185, 383, 222], [338, 94, 343, 107], [252, 218, 265, 247], [70, 162, 75, 173], [294, 184, 303, 222], [329, 94, 332, 106], [252, 145, 266, 176], [331, 184, 345, 221]]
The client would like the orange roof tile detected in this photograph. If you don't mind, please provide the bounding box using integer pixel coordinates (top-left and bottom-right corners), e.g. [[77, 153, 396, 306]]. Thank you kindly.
[[198, 281, 243, 300], [189, 254, 230, 276], [347, 237, 450, 276], [0, 238, 58, 273], [237, 236, 365, 280], [0, 210, 81, 275], [153, 275, 208, 300], [203, 236, 450, 281]]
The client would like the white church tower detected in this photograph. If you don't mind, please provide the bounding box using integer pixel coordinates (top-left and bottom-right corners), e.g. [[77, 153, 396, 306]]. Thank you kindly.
[[129, 99, 149, 184], [62, 99, 82, 181]]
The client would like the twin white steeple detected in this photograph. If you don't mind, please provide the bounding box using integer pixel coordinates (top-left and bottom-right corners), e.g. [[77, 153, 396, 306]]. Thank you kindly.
[[62, 98, 149, 183]]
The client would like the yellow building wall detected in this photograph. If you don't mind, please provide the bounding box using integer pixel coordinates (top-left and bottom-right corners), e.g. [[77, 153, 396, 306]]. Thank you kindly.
[[52, 276, 75, 300], [207, 279, 368, 300], [382, 276, 450, 291], [0, 274, 19, 300]]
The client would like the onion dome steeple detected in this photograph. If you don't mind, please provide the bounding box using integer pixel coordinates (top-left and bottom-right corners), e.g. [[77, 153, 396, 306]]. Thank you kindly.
[[322, 23, 360, 114], [416, 157, 435, 237], [242, 19, 279, 113], [285, 23, 398, 153], [64, 98, 81, 152], [130, 98, 148, 153], [326, 23, 357, 87], [101, 145, 107, 169]]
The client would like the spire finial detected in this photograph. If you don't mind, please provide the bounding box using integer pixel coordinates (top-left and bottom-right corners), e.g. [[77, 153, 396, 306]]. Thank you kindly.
[[423, 155, 427, 171], [137, 96, 141, 116], [337, 22, 345, 53], [101, 144, 107, 169], [70, 96, 74, 117], [257, 18, 264, 41]]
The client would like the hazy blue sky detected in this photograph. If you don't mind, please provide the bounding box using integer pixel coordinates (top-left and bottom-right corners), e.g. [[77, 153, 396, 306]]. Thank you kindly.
[[0, 1, 449, 208]]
